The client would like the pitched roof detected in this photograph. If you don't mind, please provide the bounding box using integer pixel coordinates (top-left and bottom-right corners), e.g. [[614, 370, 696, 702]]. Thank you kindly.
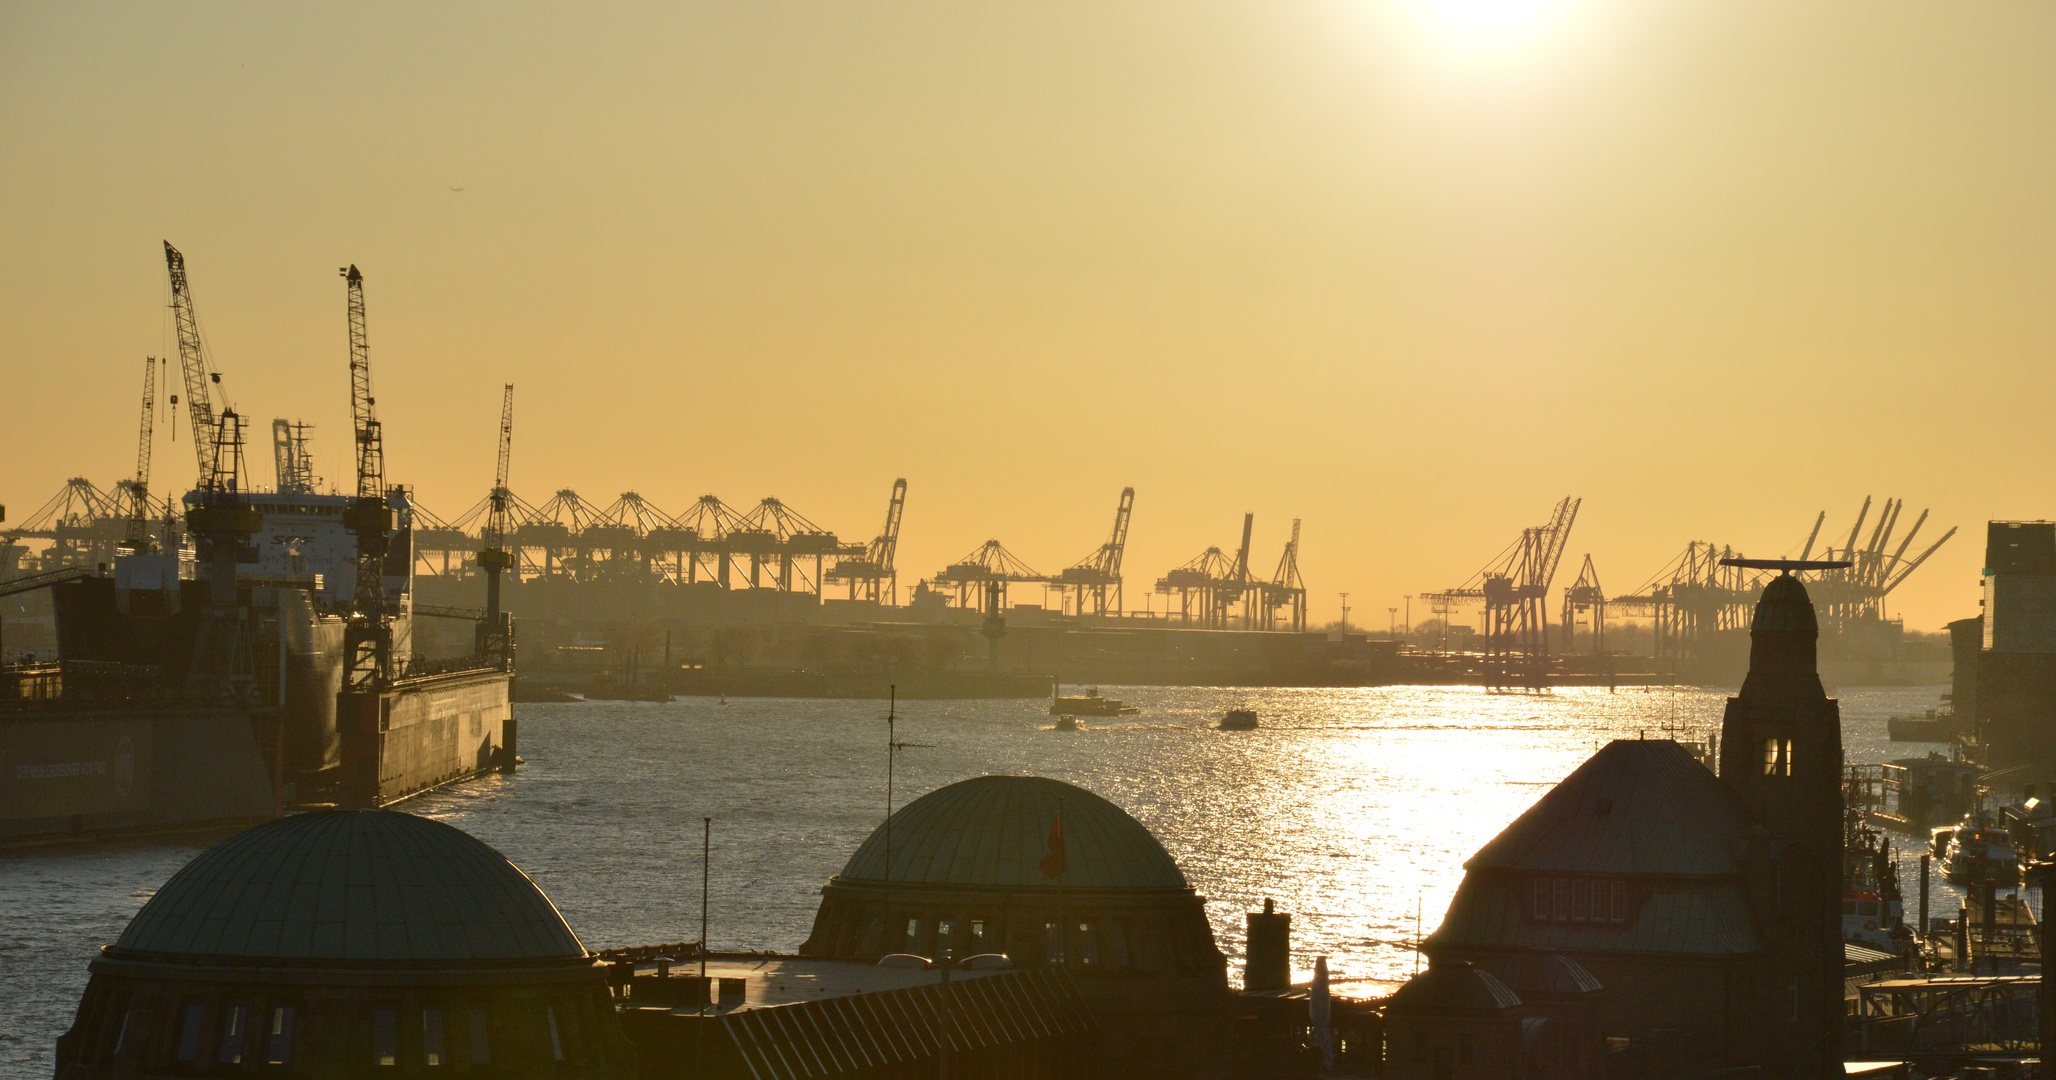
[[1464, 739, 1754, 878], [1429, 879, 1764, 957], [837, 775, 1188, 891], [112, 810, 585, 964], [1388, 961, 1523, 1013]]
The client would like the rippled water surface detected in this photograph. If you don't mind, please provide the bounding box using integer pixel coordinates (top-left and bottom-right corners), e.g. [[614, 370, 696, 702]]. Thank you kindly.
[[1, 682, 1950, 1077]]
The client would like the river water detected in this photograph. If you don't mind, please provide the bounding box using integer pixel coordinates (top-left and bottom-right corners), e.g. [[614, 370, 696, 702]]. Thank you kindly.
[[0, 683, 1959, 1076]]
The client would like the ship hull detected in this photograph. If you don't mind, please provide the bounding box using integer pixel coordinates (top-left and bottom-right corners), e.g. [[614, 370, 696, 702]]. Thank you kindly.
[[0, 706, 278, 846], [339, 668, 513, 808]]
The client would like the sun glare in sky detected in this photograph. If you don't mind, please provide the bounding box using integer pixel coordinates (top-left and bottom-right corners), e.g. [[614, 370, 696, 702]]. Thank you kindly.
[[1377, 0, 1595, 74]]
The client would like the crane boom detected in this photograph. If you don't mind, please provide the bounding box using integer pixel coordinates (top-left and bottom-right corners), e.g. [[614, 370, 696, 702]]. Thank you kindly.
[[1233, 512, 1254, 582], [1104, 487, 1134, 577], [485, 384, 515, 552], [343, 265, 383, 499], [874, 478, 907, 571], [124, 357, 158, 544], [163, 241, 221, 479]]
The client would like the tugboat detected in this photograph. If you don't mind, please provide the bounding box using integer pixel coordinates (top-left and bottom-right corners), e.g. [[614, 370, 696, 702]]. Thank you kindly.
[[1054, 715, 1081, 731], [1842, 799, 1906, 950], [1050, 686, 1138, 716], [1942, 813, 2022, 887], [1218, 709, 1258, 731]]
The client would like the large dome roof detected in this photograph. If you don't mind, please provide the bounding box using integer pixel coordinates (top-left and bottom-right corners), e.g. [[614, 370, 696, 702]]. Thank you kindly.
[[836, 775, 1188, 891], [113, 810, 586, 964]]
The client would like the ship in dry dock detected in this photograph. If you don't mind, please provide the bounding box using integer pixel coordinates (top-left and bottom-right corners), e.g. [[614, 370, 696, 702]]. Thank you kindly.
[[0, 245, 515, 844]]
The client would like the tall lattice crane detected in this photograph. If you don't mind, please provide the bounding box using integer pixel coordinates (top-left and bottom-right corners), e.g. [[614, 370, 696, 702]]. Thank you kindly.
[[825, 478, 908, 604], [163, 242, 225, 482], [340, 264, 393, 688], [1421, 496, 1580, 681], [477, 384, 515, 664], [1260, 518, 1306, 632], [119, 357, 159, 549], [1560, 554, 1605, 655], [1056, 486, 1134, 617]]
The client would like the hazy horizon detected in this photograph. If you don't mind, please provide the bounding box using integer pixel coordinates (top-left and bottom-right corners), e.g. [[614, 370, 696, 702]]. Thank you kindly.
[[5, 2, 2053, 632]]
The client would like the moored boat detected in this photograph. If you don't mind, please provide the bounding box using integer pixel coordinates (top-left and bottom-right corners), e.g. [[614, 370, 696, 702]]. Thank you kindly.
[[1218, 709, 1258, 730], [1050, 686, 1137, 716]]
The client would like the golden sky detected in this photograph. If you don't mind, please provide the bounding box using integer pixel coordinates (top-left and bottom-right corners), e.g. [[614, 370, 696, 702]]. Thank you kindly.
[[3, 2, 2051, 631]]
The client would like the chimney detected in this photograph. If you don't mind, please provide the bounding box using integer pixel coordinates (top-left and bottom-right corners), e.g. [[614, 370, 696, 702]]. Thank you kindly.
[[1244, 897, 1291, 992]]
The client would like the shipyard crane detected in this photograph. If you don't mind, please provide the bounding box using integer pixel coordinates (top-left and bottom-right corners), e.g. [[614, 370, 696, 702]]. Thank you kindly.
[[1055, 487, 1134, 617], [340, 264, 393, 689], [1560, 555, 1606, 655], [1155, 512, 1259, 629], [936, 539, 1048, 667], [119, 357, 159, 549], [477, 385, 515, 663], [164, 242, 226, 481], [825, 478, 908, 604], [1259, 518, 1307, 632], [1216, 512, 1257, 627], [1419, 496, 1580, 681]]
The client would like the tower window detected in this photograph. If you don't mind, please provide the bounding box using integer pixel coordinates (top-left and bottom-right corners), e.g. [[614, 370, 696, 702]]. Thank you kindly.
[[970, 919, 986, 949], [1044, 920, 1066, 965], [265, 1007, 295, 1066], [936, 920, 954, 960], [1572, 880, 1590, 922], [1076, 923, 1099, 966], [218, 1005, 247, 1064], [422, 1008, 445, 1066], [372, 1008, 398, 1067], [905, 918, 922, 954], [467, 1009, 491, 1065], [177, 1003, 207, 1063], [1762, 738, 1792, 776]]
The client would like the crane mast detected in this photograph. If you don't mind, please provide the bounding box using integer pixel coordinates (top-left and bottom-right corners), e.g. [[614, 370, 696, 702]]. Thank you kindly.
[[122, 357, 158, 548], [340, 264, 393, 688], [164, 242, 224, 481], [478, 384, 516, 664]]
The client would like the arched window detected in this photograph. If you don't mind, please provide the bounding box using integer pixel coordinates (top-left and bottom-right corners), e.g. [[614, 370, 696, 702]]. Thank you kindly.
[[1762, 738, 1792, 776]]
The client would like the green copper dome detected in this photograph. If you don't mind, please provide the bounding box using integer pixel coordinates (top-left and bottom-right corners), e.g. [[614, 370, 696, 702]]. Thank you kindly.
[[112, 810, 585, 964], [836, 775, 1189, 891]]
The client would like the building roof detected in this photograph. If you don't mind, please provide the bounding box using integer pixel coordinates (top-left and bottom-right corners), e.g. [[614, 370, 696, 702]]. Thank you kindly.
[[715, 966, 1094, 1080], [1388, 961, 1523, 1013], [835, 775, 1188, 891], [1494, 952, 1604, 997], [1429, 879, 1764, 957], [1465, 739, 1754, 878], [112, 810, 586, 964]]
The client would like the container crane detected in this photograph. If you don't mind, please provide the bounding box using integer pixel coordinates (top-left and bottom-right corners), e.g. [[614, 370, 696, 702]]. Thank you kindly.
[[163, 241, 225, 482], [1260, 518, 1307, 632], [1419, 496, 1580, 682], [119, 357, 159, 550], [825, 478, 908, 604], [477, 384, 515, 664], [1055, 487, 1133, 617], [1560, 554, 1605, 655], [340, 264, 393, 689]]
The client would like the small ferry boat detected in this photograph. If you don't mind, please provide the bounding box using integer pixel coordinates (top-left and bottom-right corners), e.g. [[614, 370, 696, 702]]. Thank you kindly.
[[1842, 813, 1905, 951], [1050, 687, 1138, 716], [1942, 815, 2022, 887], [1054, 715, 1081, 731], [1218, 709, 1258, 730], [1887, 708, 1961, 743]]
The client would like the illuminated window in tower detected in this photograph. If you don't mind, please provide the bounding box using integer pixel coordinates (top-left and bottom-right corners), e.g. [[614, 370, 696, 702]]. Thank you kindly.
[[1762, 738, 1792, 776], [372, 1008, 398, 1067], [1044, 921, 1066, 965], [936, 919, 953, 960]]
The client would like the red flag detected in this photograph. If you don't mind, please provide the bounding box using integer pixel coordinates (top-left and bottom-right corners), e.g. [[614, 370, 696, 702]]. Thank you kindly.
[[1038, 813, 1067, 879]]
